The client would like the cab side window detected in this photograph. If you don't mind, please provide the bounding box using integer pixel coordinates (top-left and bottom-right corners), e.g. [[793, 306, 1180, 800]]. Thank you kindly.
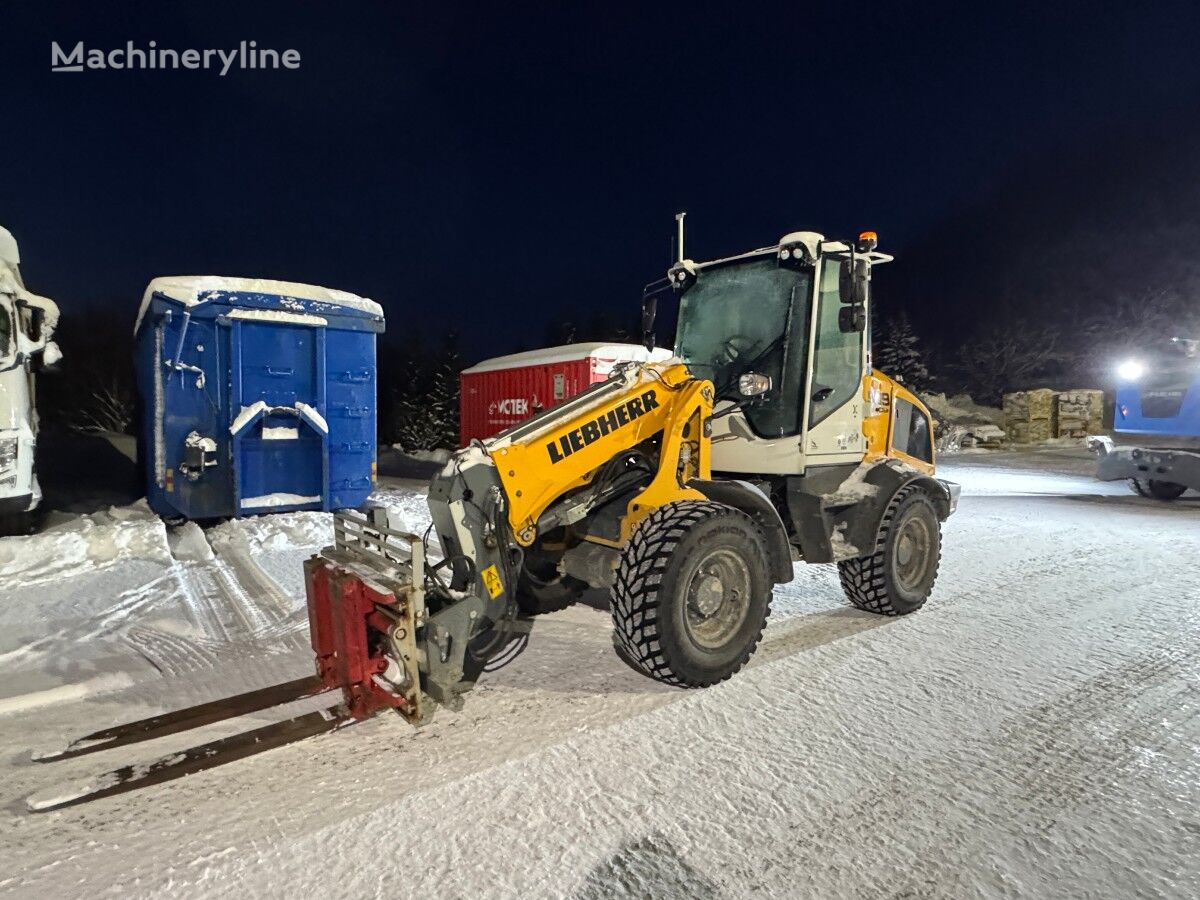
[[893, 397, 933, 463], [809, 260, 864, 426]]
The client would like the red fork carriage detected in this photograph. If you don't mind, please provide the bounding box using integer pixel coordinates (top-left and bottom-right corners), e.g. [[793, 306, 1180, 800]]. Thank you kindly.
[[305, 508, 426, 724]]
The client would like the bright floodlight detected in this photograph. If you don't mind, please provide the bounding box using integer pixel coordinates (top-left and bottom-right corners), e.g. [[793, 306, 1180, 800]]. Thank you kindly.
[[1116, 359, 1145, 381]]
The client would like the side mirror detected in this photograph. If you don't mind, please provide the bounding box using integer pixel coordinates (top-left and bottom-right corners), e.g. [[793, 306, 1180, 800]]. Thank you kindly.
[[838, 257, 870, 305], [640, 293, 658, 351], [838, 304, 866, 333]]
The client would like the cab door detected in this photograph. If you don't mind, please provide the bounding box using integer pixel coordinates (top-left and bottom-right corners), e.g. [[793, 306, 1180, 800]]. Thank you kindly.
[[802, 258, 867, 465]]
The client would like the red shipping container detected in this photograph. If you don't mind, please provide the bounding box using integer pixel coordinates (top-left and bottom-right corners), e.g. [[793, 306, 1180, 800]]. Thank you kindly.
[[459, 342, 672, 445]]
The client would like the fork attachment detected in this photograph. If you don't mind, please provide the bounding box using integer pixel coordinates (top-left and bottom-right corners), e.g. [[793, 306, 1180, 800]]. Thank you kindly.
[[32, 675, 329, 763], [28, 509, 431, 811]]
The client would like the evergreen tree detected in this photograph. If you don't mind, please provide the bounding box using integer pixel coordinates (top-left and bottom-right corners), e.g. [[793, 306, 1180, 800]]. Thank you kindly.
[[875, 310, 930, 389], [389, 353, 436, 451], [385, 330, 463, 452], [427, 331, 462, 449]]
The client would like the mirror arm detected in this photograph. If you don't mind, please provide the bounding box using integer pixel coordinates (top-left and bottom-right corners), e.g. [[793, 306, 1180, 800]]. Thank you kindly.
[[710, 397, 764, 421]]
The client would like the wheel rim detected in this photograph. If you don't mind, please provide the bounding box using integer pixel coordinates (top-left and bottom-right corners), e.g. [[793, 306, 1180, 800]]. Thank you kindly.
[[683, 548, 752, 649], [893, 513, 933, 593]]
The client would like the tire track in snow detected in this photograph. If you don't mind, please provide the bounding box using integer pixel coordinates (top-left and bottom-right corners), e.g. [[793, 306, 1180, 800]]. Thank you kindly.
[[722, 506, 1200, 897], [122, 528, 311, 676], [177, 565, 236, 643], [123, 626, 222, 676], [208, 561, 277, 637], [0, 569, 187, 666], [737, 607, 1200, 898], [888, 659, 1200, 898]]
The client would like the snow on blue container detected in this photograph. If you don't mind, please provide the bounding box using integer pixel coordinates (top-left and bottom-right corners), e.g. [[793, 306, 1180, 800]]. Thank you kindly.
[[134, 277, 385, 520]]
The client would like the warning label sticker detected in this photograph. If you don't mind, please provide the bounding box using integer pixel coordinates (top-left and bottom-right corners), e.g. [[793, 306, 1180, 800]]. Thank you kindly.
[[481, 564, 504, 599]]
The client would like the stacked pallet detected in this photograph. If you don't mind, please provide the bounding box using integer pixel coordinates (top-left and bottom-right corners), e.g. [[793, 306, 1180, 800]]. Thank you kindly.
[[1003, 388, 1056, 443], [1055, 390, 1105, 438]]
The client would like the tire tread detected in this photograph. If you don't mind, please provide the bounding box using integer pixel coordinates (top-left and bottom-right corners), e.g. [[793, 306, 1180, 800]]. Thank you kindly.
[[610, 501, 771, 687], [837, 484, 941, 616]]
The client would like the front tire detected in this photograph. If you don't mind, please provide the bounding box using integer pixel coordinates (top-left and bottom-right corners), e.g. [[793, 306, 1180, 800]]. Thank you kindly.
[[838, 484, 942, 616], [610, 501, 773, 687]]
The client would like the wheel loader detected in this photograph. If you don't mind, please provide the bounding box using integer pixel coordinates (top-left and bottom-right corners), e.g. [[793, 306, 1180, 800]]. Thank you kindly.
[[30, 228, 959, 811]]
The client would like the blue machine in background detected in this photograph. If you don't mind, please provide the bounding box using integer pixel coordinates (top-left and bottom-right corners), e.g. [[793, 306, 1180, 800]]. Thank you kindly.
[[134, 277, 385, 520], [1094, 337, 1200, 500]]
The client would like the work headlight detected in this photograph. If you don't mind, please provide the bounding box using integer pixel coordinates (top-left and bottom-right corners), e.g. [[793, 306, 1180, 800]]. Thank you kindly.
[[738, 373, 773, 397], [1116, 359, 1145, 382]]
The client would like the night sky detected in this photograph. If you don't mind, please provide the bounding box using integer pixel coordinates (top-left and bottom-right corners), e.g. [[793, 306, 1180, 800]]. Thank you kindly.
[[6, 1, 1200, 361]]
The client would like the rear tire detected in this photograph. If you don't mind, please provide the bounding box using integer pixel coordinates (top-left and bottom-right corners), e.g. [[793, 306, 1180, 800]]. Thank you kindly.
[[610, 501, 772, 687], [1129, 479, 1151, 498], [515, 564, 587, 615], [1144, 479, 1186, 501], [838, 484, 941, 616], [0, 509, 35, 537]]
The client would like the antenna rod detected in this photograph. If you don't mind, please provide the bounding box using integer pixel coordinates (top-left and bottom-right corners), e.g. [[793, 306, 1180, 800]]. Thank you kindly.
[[675, 211, 686, 263]]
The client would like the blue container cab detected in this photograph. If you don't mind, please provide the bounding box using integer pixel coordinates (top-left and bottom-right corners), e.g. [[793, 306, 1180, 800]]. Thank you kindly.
[[134, 277, 385, 520]]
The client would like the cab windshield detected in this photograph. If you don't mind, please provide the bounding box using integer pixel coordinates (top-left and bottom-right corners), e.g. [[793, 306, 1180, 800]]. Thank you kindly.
[[674, 257, 812, 437]]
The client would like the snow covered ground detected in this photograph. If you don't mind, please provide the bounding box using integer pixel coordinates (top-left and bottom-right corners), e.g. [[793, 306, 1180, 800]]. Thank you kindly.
[[1, 457, 1198, 897]]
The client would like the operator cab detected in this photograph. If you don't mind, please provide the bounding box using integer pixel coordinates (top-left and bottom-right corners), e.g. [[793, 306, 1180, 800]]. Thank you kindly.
[[1112, 337, 1200, 439], [643, 230, 893, 476]]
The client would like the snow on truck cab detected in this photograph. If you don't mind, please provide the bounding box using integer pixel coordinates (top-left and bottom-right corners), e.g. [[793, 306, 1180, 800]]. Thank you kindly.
[[0, 226, 61, 535]]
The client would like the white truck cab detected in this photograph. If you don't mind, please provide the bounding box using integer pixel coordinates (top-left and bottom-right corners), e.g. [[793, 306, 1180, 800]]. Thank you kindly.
[[0, 226, 61, 534]]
